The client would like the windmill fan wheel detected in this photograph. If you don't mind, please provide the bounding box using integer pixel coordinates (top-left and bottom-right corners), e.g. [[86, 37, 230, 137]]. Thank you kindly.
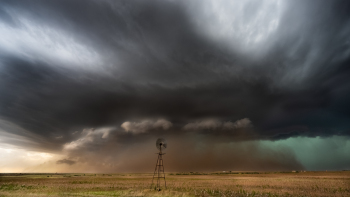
[[156, 138, 167, 150]]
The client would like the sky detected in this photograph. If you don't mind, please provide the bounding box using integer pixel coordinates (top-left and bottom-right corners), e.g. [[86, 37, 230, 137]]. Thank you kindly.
[[0, 0, 350, 173]]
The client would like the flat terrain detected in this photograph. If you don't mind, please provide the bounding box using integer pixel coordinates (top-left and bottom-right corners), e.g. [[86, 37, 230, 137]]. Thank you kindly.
[[0, 171, 349, 197]]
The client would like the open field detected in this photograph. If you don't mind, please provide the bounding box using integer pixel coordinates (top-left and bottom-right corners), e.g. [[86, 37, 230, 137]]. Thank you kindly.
[[0, 171, 349, 197]]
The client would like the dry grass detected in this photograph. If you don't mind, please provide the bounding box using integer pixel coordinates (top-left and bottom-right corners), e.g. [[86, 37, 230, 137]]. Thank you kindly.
[[0, 171, 349, 196]]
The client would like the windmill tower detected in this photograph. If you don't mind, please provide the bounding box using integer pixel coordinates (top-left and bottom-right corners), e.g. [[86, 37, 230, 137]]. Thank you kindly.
[[151, 138, 167, 191]]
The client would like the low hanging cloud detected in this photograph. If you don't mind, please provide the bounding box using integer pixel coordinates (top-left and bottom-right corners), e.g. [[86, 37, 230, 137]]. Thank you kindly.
[[63, 127, 113, 151], [183, 118, 252, 131], [183, 119, 222, 130], [223, 118, 252, 130], [121, 119, 173, 134], [56, 159, 76, 165]]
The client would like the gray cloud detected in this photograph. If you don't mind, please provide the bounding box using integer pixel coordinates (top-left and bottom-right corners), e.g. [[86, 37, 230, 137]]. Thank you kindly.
[[223, 118, 252, 129], [56, 159, 76, 165], [183, 119, 222, 131], [183, 118, 252, 131], [64, 127, 113, 151], [121, 119, 172, 134]]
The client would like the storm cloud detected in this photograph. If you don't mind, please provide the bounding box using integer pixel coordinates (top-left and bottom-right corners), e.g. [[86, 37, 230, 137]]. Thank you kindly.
[[1, 0, 350, 172]]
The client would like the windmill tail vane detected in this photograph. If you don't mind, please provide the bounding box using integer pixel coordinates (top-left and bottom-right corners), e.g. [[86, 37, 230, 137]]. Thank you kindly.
[[151, 138, 167, 191]]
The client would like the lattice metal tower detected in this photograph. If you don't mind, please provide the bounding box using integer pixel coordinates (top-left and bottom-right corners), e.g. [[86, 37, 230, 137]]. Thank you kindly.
[[151, 138, 167, 191]]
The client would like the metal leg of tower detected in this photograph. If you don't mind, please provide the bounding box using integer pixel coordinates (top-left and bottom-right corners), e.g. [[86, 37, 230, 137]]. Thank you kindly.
[[150, 152, 166, 191]]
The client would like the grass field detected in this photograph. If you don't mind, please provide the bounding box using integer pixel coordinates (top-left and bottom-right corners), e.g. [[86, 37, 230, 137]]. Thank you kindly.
[[0, 171, 349, 197]]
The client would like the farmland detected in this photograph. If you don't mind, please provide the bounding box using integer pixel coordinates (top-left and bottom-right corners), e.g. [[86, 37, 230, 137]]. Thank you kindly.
[[0, 171, 349, 197]]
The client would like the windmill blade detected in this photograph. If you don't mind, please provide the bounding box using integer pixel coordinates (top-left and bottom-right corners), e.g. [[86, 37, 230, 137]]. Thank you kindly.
[[156, 138, 167, 150]]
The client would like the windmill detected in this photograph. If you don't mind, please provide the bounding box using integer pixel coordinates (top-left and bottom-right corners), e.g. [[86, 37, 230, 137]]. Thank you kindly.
[[151, 138, 167, 191]]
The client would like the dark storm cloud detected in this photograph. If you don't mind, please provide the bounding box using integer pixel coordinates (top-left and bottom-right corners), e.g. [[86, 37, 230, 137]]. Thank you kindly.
[[0, 0, 350, 171]]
